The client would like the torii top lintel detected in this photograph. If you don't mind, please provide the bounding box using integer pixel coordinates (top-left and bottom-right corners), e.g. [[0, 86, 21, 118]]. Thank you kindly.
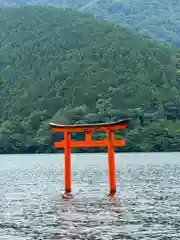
[[50, 118, 131, 133]]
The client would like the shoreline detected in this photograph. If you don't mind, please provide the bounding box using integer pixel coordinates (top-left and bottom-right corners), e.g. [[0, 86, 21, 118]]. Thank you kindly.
[[0, 152, 180, 155]]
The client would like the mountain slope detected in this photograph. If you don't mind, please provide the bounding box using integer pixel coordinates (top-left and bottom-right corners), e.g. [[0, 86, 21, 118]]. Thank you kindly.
[[0, 6, 179, 153], [80, 0, 180, 45], [0, 0, 179, 44]]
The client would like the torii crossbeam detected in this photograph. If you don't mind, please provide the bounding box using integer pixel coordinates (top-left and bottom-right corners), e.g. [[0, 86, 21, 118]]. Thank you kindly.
[[50, 119, 130, 196]]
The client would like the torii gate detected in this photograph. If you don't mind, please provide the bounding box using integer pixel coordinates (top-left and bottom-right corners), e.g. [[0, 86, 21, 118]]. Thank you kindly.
[[50, 119, 130, 196]]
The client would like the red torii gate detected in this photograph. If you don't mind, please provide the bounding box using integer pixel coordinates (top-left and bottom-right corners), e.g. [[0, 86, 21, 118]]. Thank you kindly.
[[50, 119, 130, 196]]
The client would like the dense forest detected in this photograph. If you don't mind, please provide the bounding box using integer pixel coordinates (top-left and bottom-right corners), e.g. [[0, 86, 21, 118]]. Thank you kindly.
[[0, 0, 180, 45], [0, 6, 179, 153]]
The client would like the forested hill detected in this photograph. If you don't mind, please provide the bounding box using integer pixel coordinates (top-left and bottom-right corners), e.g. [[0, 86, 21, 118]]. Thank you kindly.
[[0, 6, 179, 153], [0, 0, 179, 45]]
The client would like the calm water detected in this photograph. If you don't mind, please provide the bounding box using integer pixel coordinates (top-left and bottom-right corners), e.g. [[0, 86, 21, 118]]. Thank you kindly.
[[0, 153, 180, 239]]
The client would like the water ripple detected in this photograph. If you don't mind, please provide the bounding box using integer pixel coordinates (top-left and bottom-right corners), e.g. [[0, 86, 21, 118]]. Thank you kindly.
[[0, 153, 180, 239]]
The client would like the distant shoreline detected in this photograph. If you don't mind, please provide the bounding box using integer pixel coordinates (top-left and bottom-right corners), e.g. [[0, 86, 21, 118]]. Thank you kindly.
[[1, 152, 180, 155]]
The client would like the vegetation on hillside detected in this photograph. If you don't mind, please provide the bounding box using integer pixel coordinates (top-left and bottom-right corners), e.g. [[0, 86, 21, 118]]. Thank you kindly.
[[0, 0, 179, 45], [0, 6, 179, 153], [80, 0, 180, 45]]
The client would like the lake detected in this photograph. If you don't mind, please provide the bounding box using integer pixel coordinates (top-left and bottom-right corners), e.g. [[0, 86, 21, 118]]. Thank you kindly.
[[0, 153, 180, 239]]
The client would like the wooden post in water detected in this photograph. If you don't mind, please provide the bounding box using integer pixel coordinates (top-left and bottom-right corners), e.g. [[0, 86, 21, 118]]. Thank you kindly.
[[50, 119, 130, 196], [107, 130, 116, 195], [64, 132, 71, 193]]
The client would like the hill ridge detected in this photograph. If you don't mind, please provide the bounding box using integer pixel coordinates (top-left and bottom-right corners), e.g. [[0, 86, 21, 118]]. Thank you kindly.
[[0, 0, 179, 44]]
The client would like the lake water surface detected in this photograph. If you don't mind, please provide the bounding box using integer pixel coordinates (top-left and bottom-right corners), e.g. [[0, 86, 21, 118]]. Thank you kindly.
[[0, 153, 180, 239]]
